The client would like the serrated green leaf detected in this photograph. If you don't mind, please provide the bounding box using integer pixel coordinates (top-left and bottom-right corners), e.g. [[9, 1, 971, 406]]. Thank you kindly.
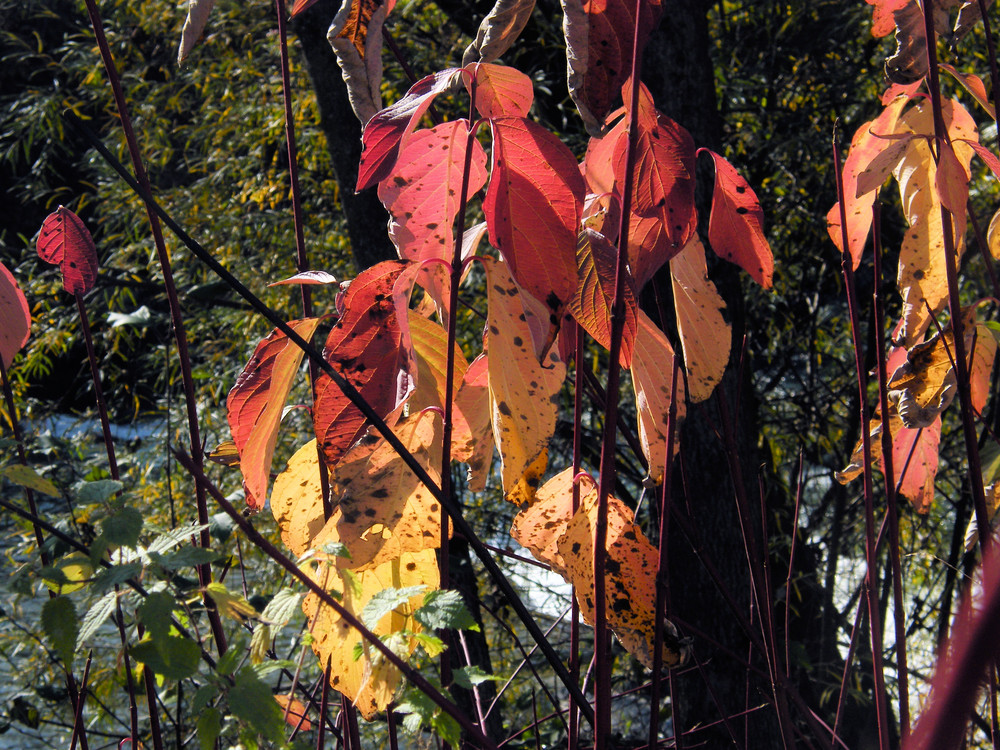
[[320, 541, 352, 559], [250, 660, 295, 680], [230, 668, 284, 744], [101, 507, 143, 548], [42, 597, 77, 667], [361, 585, 426, 631], [131, 636, 201, 681], [197, 707, 222, 750], [216, 639, 244, 677], [451, 665, 500, 689], [91, 561, 142, 594], [413, 632, 446, 658], [148, 547, 222, 570], [413, 589, 479, 632], [76, 479, 123, 505], [2, 464, 59, 497], [77, 590, 117, 649], [138, 591, 175, 644], [191, 683, 218, 714], [144, 523, 210, 556], [396, 689, 461, 747]]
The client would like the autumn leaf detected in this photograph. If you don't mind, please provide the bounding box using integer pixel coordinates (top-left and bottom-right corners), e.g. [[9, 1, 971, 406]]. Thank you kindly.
[[270, 439, 331, 557], [204, 582, 259, 622], [227, 317, 321, 510], [274, 695, 312, 731], [940, 63, 996, 119], [484, 116, 585, 319], [866, 0, 910, 37], [268, 270, 338, 287], [670, 236, 729, 402], [701, 149, 773, 288], [630, 310, 686, 485], [562, 0, 663, 134], [290, 0, 321, 17], [556, 488, 686, 669], [463, 63, 535, 119], [312, 261, 412, 470], [484, 259, 567, 506], [406, 312, 469, 414], [0, 261, 30, 369], [567, 228, 637, 368], [329, 0, 397, 124], [462, 0, 536, 65], [357, 69, 459, 190], [36, 206, 99, 295], [455, 353, 494, 491], [177, 0, 216, 65], [303, 550, 436, 720]]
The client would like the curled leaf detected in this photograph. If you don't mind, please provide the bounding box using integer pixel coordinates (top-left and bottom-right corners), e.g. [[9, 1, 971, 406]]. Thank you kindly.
[[178, 0, 216, 65], [328, 0, 397, 124], [462, 0, 536, 65]]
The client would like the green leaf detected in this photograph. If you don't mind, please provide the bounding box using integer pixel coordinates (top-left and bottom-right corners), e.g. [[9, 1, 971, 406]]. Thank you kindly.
[[205, 582, 259, 621], [131, 636, 201, 681], [320, 541, 352, 559], [148, 547, 222, 570], [361, 585, 426, 631], [396, 689, 461, 747], [451, 665, 501, 689], [191, 684, 218, 713], [144, 523, 210, 555], [413, 632, 446, 658], [197, 707, 222, 750], [42, 597, 77, 667], [76, 479, 123, 505], [77, 590, 117, 649], [91, 561, 143, 594], [138, 591, 175, 643], [101, 507, 143, 548], [230, 667, 284, 744], [2, 464, 59, 497], [413, 589, 479, 632]]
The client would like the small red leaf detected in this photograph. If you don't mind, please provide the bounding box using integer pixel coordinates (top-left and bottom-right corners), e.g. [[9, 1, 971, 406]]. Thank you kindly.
[[701, 149, 773, 288], [935, 141, 970, 216], [866, 0, 909, 38], [289, 0, 320, 16], [227, 317, 322, 510], [36, 206, 99, 295], [463, 62, 534, 119], [357, 69, 458, 191], [268, 270, 339, 287], [0, 262, 30, 369], [961, 139, 1000, 182], [484, 116, 585, 316]]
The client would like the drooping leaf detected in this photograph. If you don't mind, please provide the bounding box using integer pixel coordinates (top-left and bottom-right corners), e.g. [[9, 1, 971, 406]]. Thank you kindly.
[[2, 464, 60, 497], [290, 0, 321, 17], [303, 550, 436, 720], [357, 69, 459, 190], [329, 0, 397, 124], [463, 62, 535, 119], [827, 94, 911, 268], [701, 149, 773, 287], [935, 141, 970, 215], [312, 261, 410, 470], [454, 353, 494, 490], [484, 116, 585, 319], [670, 236, 729, 402], [0, 262, 30, 369], [562, 0, 663, 134], [462, 0, 536, 65], [271, 440, 329, 557], [377, 120, 488, 309], [567, 228, 637, 367], [36, 206, 99, 295], [630, 310, 686, 485], [970, 324, 998, 415], [177, 0, 216, 64], [894, 416, 941, 513], [556, 488, 686, 669], [42, 597, 77, 668], [205, 582, 260, 622], [883, 0, 950, 84], [483, 259, 567, 506], [227, 317, 320, 510], [940, 63, 996, 119]]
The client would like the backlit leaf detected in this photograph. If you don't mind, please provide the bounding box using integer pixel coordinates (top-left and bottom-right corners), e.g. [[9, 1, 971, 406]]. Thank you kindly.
[[2, 464, 60, 497], [329, 0, 397, 124], [177, 0, 216, 64], [462, 0, 536, 65], [701, 149, 773, 287], [290, 0, 321, 16], [454, 353, 494, 490], [484, 259, 567, 506], [275, 695, 313, 731], [670, 236, 729, 402], [77, 590, 117, 651], [940, 63, 996, 119], [357, 69, 458, 190], [271, 440, 329, 556], [562, 0, 663, 134], [0, 262, 30, 369], [36, 206, 99, 295], [484, 116, 585, 318], [205, 582, 260, 622], [568, 228, 637, 367], [407, 313, 469, 419], [227, 317, 320, 510], [630, 311, 686, 485], [268, 270, 339, 287], [463, 62, 534, 119], [866, 0, 910, 37]]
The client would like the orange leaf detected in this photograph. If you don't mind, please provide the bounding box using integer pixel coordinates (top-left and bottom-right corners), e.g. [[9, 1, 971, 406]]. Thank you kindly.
[[329, 0, 397, 123], [484, 259, 567, 506], [510, 468, 596, 575], [0, 262, 30, 369], [228, 318, 321, 510], [455, 353, 494, 491], [463, 62, 535, 119], [274, 695, 312, 731], [461, 0, 537, 66]]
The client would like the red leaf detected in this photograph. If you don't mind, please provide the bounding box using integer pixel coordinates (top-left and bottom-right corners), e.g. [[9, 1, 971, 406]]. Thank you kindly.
[[0, 261, 30, 369], [377, 120, 488, 308], [701, 149, 773, 288], [962, 139, 1000, 182], [289, 0, 320, 17], [463, 62, 534, 119], [36, 206, 99, 295], [563, 0, 663, 134], [357, 69, 458, 191], [312, 261, 411, 469], [329, 0, 397, 123], [483, 116, 585, 316], [866, 0, 909, 37], [227, 317, 321, 510], [567, 228, 637, 367]]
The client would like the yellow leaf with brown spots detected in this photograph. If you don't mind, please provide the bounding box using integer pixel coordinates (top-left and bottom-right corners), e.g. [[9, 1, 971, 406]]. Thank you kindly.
[[270, 439, 332, 558]]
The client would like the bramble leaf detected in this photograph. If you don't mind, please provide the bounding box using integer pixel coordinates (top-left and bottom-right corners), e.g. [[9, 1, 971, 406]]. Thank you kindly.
[[42, 597, 77, 668]]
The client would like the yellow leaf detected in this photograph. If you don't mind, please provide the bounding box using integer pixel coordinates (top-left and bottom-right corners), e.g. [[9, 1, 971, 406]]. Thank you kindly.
[[204, 582, 259, 622], [43, 552, 93, 595], [303, 550, 436, 720], [483, 259, 566, 506], [670, 236, 729, 402], [454, 353, 494, 491], [271, 440, 331, 558], [407, 312, 468, 414], [510, 468, 596, 575]]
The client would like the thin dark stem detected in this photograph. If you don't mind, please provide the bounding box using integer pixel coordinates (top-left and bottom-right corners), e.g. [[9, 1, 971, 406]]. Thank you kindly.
[[570, 328, 584, 750], [113, 603, 139, 747], [68, 651, 91, 750], [74, 297, 119, 481], [785, 453, 805, 681]]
